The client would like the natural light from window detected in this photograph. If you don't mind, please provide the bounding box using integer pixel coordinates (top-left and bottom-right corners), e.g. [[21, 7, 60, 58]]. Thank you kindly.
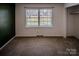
[[25, 8, 53, 27]]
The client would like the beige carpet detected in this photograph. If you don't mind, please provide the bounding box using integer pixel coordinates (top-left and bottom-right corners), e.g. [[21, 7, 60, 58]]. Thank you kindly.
[[0, 37, 79, 56]]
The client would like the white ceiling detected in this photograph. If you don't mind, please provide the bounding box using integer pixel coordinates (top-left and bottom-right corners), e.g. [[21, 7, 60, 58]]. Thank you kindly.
[[65, 3, 79, 8]]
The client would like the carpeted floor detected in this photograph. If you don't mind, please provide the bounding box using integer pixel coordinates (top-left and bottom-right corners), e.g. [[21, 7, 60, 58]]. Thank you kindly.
[[0, 37, 79, 56]]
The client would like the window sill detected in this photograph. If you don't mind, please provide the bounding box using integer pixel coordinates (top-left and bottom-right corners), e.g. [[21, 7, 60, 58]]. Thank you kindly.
[[25, 26, 53, 28]]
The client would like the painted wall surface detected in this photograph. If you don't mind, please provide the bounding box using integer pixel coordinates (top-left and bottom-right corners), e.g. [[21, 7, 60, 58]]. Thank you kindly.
[[0, 4, 15, 47], [16, 4, 66, 37]]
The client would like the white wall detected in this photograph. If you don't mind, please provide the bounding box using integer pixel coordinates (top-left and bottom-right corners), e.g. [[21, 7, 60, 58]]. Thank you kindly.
[[15, 4, 66, 37]]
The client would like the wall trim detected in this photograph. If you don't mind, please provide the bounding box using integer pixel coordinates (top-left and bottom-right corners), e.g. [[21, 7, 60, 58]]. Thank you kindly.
[[66, 36, 79, 39], [16, 36, 64, 38], [0, 36, 15, 50]]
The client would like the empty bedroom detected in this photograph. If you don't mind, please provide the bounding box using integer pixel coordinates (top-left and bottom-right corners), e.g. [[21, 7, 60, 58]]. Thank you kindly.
[[0, 3, 79, 56]]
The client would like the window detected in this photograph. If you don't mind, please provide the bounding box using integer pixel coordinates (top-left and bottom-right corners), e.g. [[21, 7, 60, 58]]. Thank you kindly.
[[25, 8, 53, 27]]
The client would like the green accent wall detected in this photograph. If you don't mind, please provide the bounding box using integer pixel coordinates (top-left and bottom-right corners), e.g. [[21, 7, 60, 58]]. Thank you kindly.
[[0, 4, 15, 48]]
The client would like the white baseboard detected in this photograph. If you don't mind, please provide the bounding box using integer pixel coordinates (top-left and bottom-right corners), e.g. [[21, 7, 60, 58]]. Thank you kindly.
[[0, 36, 15, 50]]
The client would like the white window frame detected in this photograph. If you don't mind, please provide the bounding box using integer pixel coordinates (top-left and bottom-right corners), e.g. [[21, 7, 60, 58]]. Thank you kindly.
[[24, 7, 53, 28]]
